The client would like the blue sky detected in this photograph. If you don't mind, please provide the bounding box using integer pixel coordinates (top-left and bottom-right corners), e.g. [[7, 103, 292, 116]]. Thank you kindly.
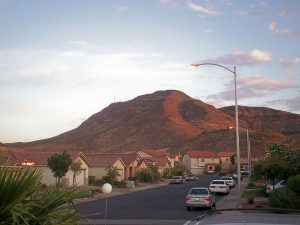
[[0, 0, 299, 143]]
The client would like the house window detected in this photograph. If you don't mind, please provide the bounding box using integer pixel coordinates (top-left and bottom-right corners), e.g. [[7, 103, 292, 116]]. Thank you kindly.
[[212, 159, 214, 162], [201, 158, 205, 162]]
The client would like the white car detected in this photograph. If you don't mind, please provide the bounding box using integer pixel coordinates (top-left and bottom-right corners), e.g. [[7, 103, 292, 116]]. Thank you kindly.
[[221, 176, 235, 188], [266, 180, 287, 194], [209, 180, 230, 195]]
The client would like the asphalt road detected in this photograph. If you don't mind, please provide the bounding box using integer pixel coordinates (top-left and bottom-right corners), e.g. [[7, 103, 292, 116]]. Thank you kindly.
[[77, 175, 224, 221]]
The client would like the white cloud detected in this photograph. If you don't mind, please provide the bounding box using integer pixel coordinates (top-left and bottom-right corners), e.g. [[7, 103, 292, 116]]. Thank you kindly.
[[238, 11, 268, 17], [279, 57, 300, 67], [187, 0, 220, 16], [117, 6, 129, 11], [205, 74, 296, 101], [269, 22, 299, 37], [200, 49, 272, 66], [204, 28, 215, 34]]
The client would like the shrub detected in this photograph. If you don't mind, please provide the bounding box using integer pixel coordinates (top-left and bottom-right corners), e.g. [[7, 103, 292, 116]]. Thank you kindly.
[[94, 178, 103, 186], [128, 176, 137, 181], [246, 182, 256, 189], [88, 176, 96, 185], [287, 175, 300, 196], [136, 169, 153, 182], [268, 187, 297, 208], [114, 180, 127, 188], [247, 196, 254, 204]]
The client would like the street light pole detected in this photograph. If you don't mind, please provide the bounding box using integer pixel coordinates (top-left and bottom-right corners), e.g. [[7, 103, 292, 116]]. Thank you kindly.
[[191, 63, 241, 207]]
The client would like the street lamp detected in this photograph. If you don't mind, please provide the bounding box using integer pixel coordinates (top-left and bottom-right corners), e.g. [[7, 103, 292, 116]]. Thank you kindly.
[[191, 62, 241, 208], [102, 183, 112, 225]]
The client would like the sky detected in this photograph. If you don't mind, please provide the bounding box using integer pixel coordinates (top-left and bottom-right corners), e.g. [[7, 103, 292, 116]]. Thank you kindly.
[[0, 0, 300, 143]]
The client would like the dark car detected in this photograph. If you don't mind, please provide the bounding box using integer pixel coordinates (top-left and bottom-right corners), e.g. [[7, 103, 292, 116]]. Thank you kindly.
[[186, 174, 197, 181]]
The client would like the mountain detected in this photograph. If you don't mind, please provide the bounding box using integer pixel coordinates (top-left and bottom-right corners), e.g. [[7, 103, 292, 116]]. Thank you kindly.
[[5, 90, 300, 156]]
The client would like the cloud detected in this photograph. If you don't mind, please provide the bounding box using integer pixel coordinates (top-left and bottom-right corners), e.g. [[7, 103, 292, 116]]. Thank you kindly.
[[279, 57, 300, 67], [187, 0, 220, 16], [286, 70, 299, 77], [279, 10, 298, 19], [117, 6, 129, 11], [159, 0, 181, 8], [265, 94, 300, 112], [205, 75, 296, 101], [68, 41, 96, 48], [238, 11, 269, 17], [269, 22, 299, 37], [204, 28, 215, 34], [201, 50, 272, 66]]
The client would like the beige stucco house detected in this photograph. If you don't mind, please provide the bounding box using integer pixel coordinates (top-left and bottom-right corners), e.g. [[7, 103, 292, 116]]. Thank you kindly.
[[181, 150, 220, 175], [0, 150, 89, 186], [84, 153, 125, 181]]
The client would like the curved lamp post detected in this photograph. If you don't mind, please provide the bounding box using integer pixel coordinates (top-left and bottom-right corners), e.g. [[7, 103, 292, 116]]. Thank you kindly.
[[191, 63, 241, 208], [102, 183, 112, 225]]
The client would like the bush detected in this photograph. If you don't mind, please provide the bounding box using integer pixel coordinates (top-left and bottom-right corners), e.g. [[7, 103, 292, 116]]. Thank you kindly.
[[88, 176, 96, 185], [247, 197, 254, 204], [269, 187, 297, 208], [287, 175, 300, 196], [94, 178, 103, 186], [136, 169, 153, 182], [114, 180, 127, 188], [128, 176, 137, 181], [246, 182, 256, 189]]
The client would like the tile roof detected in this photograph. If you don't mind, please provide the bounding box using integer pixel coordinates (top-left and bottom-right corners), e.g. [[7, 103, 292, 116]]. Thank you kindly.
[[0, 150, 86, 166], [186, 150, 218, 158], [143, 157, 171, 167], [141, 149, 170, 157], [217, 151, 235, 157], [83, 153, 123, 167]]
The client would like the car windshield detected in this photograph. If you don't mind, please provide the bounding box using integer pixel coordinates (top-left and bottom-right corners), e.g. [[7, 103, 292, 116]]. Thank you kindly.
[[189, 188, 208, 195], [211, 180, 225, 184], [221, 177, 232, 180], [172, 176, 180, 179]]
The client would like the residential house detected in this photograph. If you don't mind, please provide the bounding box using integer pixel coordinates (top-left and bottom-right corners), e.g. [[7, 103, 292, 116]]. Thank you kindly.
[[119, 154, 141, 179], [137, 149, 177, 168], [142, 157, 172, 173], [181, 150, 220, 175], [83, 153, 125, 181], [218, 151, 235, 171], [0, 150, 89, 186]]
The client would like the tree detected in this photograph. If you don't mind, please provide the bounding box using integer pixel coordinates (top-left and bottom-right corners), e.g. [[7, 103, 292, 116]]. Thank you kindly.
[[70, 160, 82, 186], [230, 155, 235, 165], [214, 164, 222, 175], [170, 162, 186, 176], [268, 143, 300, 174], [47, 151, 72, 186], [253, 156, 292, 188], [102, 166, 120, 184], [0, 167, 90, 225]]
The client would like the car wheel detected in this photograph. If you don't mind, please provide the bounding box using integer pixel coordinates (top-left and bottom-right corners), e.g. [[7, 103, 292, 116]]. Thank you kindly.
[[186, 206, 191, 211]]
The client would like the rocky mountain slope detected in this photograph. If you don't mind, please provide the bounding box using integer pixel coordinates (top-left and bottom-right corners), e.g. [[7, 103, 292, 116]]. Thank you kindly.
[[5, 90, 300, 156]]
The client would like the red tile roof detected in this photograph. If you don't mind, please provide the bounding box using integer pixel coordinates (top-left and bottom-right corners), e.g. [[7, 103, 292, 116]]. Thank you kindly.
[[143, 157, 171, 167], [83, 153, 123, 167], [141, 149, 170, 157], [186, 150, 218, 158], [217, 151, 235, 157]]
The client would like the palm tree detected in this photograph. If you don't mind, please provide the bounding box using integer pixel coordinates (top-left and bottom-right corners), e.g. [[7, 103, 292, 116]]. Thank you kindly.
[[0, 167, 90, 225]]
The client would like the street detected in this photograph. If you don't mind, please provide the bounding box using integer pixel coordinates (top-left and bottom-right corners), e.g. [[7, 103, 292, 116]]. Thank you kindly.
[[77, 175, 223, 222]]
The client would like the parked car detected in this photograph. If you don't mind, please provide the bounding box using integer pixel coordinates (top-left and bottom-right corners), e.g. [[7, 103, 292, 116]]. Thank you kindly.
[[266, 180, 287, 194], [206, 169, 214, 175], [170, 176, 184, 184], [220, 176, 235, 188], [232, 172, 243, 181], [208, 180, 230, 195], [185, 187, 216, 210], [241, 169, 248, 175], [186, 174, 197, 181]]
